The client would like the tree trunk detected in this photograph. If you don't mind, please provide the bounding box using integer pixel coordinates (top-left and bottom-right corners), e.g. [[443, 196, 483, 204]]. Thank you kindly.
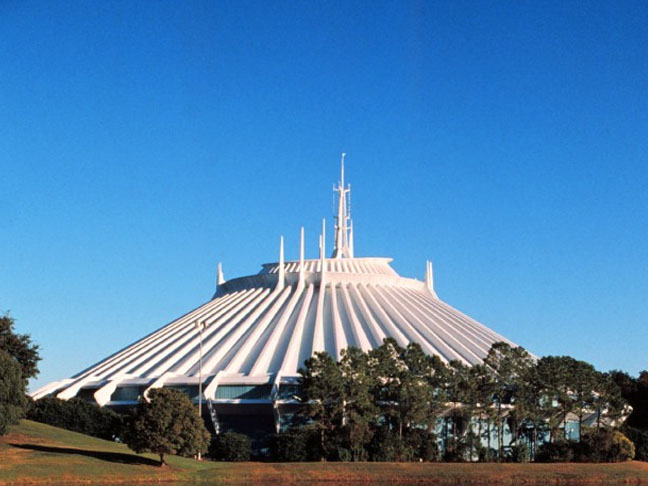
[[444, 416, 449, 452], [533, 422, 538, 462], [563, 413, 568, 440], [477, 412, 482, 462], [159, 453, 166, 467], [487, 416, 491, 455], [596, 407, 601, 432], [497, 402, 502, 462]]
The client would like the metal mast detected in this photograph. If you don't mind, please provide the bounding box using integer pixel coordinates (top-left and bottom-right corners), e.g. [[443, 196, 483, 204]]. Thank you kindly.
[[332, 153, 353, 258]]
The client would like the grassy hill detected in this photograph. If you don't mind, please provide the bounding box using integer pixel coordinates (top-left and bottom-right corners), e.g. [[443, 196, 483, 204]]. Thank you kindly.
[[2, 420, 648, 485]]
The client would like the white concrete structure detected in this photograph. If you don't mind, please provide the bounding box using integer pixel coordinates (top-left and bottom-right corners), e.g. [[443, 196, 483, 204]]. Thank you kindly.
[[33, 156, 516, 416]]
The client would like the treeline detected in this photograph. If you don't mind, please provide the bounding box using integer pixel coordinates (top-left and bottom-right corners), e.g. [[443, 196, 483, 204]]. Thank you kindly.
[[283, 339, 635, 462], [3, 310, 646, 464]]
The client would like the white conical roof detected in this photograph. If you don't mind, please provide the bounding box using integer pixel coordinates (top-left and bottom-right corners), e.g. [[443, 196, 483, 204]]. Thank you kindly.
[[33, 157, 518, 406]]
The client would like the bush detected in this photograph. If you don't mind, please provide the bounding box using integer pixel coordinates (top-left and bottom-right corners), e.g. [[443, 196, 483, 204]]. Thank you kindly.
[[27, 397, 123, 440], [477, 446, 498, 462], [208, 432, 251, 461], [610, 431, 635, 462], [269, 427, 322, 461], [405, 429, 440, 462], [508, 443, 530, 463], [368, 427, 415, 462], [536, 440, 574, 462], [574, 430, 635, 462]]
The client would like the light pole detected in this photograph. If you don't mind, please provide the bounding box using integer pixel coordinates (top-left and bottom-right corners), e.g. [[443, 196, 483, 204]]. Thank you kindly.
[[195, 320, 206, 460]]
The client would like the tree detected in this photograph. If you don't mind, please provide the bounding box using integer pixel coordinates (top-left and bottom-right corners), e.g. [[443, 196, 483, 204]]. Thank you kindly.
[[338, 347, 377, 460], [0, 349, 29, 435], [369, 339, 437, 441], [469, 363, 496, 461], [298, 351, 346, 459], [483, 342, 534, 459], [123, 388, 210, 466], [0, 314, 40, 380]]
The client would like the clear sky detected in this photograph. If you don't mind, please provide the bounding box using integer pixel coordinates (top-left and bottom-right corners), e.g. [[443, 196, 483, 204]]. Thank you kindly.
[[1, 1, 646, 391]]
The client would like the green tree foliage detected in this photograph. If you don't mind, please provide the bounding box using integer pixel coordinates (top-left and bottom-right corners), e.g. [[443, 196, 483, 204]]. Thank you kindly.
[[483, 342, 534, 458], [0, 349, 28, 435], [298, 351, 345, 458], [294, 340, 632, 463], [368, 340, 442, 440], [612, 370, 648, 430], [27, 397, 123, 440], [0, 314, 40, 436], [123, 388, 210, 466], [624, 427, 648, 462], [338, 347, 376, 460], [270, 426, 322, 461], [611, 370, 648, 461], [208, 432, 251, 461], [0, 314, 40, 380]]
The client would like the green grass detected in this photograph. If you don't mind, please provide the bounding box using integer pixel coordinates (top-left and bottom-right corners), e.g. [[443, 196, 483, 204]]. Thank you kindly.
[[2, 420, 648, 485]]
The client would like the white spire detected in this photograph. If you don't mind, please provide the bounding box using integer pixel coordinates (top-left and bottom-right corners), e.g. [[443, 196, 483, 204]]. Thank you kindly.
[[217, 262, 225, 286], [320, 218, 326, 273], [298, 226, 305, 289], [332, 153, 353, 259], [277, 236, 285, 290], [320, 218, 326, 275], [425, 260, 438, 298]]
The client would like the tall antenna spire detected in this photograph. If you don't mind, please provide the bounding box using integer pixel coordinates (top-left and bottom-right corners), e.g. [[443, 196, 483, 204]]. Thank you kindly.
[[425, 260, 438, 299], [298, 226, 305, 289], [331, 153, 353, 258], [276, 236, 285, 290]]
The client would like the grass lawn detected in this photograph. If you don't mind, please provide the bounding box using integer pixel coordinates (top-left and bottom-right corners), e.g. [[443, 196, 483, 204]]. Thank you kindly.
[[1, 420, 648, 485]]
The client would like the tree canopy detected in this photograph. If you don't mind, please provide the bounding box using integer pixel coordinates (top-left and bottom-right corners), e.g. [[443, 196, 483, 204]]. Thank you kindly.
[[0, 349, 29, 435], [0, 313, 39, 436], [295, 339, 630, 463], [123, 388, 210, 466], [0, 314, 40, 380]]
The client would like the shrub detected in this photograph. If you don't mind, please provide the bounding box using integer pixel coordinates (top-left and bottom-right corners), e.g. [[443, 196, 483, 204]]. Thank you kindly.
[[269, 427, 322, 461], [536, 440, 574, 462], [610, 431, 635, 462], [27, 397, 123, 440], [575, 430, 635, 462], [508, 443, 530, 463], [368, 427, 415, 462], [208, 432, 251, 461], [405, 429, 440, 462], [477, 446, 498, 462]]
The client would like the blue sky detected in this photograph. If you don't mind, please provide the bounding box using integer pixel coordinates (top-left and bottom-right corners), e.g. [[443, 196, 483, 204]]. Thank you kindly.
[[1, 1, 646, 390]]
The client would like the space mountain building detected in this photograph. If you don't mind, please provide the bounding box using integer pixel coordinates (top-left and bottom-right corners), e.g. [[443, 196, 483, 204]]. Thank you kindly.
[[33, 156, 518, 436]]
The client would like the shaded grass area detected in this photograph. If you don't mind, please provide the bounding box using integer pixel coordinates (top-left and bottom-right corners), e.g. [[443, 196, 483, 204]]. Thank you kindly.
[[1, 420, 648, 485]]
